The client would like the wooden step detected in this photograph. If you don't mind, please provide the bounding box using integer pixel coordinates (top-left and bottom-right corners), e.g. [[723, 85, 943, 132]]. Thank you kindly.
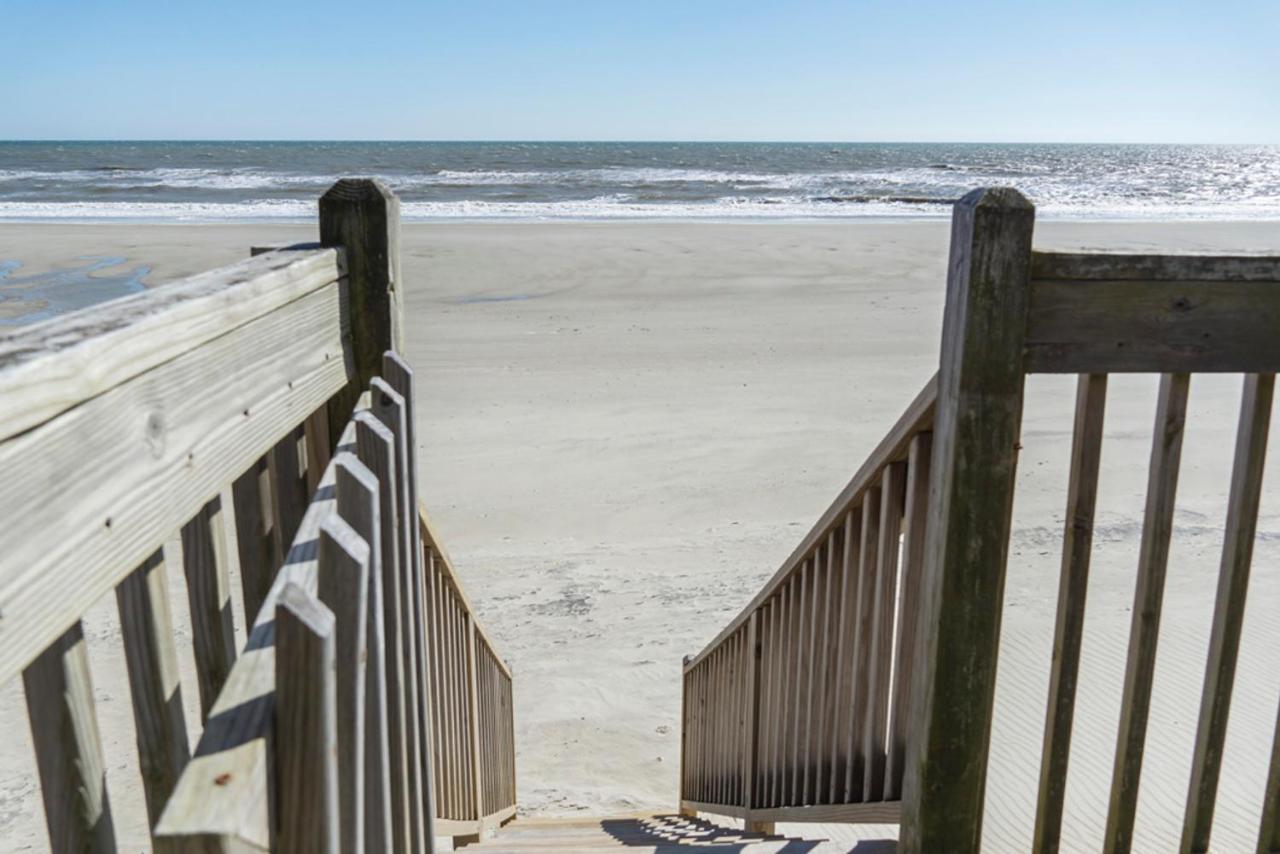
[[462, 814, 834, 852]]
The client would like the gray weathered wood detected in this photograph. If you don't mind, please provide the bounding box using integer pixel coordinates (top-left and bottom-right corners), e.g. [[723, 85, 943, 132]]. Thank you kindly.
[[1104, 372, 1191, 853], [334, 453, 395, 854], [23, 621, 117, 853], [231, 457, 274, 624], [848, 490, 880, 802], [0, 277, 348, 686], [319, 179, 402, 443], [355, 411, 415, 854], [864, 463, 906, 802], [885, 432, 931, 800], [1031, 250, 1280, 282], [318, 515, 370, 854], [268, 428, 308, 567], [180, 496, 239, 722], [154, 411, 363, 850], [304, 403, 334, 493], [276, 583, 338, 854], [371, 379, 430, 848], [1180, 373, 1274, 853], [116, 550, 191, 829], [0, 247, 342, 444], [1033, 373, 1108, 853], [466, 616, 485, 823], [901, 187, 1035, 854], [1025, 279, 1280, 374]]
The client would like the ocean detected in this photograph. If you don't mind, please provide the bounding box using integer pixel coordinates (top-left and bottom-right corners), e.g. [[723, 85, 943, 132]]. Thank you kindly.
[[0, 141, 1278, 221]]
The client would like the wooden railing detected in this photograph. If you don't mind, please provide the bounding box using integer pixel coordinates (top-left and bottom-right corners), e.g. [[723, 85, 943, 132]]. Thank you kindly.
[[680, 376, 935, 832], [682, 187, 1280, 853], [0, 179, 515, 853]]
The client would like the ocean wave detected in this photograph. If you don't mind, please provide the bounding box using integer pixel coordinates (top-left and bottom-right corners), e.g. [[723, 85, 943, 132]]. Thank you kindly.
[[4, 195, 1280, 222]]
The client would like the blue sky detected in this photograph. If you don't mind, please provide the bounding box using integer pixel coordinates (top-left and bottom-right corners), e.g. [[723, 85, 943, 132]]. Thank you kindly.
[[3, 0, 1277, 142]]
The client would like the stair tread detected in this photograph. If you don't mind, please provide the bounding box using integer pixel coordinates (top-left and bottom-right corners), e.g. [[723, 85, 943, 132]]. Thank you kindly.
[[464, 814, 834, 852]]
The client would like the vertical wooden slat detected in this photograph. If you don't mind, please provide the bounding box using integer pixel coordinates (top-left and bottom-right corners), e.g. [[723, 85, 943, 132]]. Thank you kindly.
[[304, 403, 334, 494], [849, 487, 881, 801], [802, 548, 822, 804], [886, 432, 933, 800], [1033, 374, 1108, 852], [318, 515, 370, 854], [116, 550, 191, 829], [1180, 373, 1274, 853], [24, 622, 117, 853], [865, 463, 906, 802], [467, 616, 485, 823], [425, 550, 446, 819], [276, 583, 338, 854], [268, 427, 308, 566], [832, 509, 861, 800], [761, 601, 776, 808], [901, 187, 1035, 854], [790, 565, 809, 805], [180, 496, 238, 722], [231, 457, 274, 622], [371, 378, 429, 850], [818, 527, 841, 805], [355, 411, 413, 854], [334, 454, 394, 854], [1104, 372, 1191, 854]]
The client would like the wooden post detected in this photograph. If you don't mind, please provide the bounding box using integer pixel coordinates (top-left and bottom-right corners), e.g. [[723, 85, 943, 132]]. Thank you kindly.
[[900, 187, 1035, 854], [23, 622, 117, 853], [318, 515, 370, 854], [319, 178, 402, 443], [335, 453, 396, 854], [276, 583, 339, 854], [231, 458, 274, 622]]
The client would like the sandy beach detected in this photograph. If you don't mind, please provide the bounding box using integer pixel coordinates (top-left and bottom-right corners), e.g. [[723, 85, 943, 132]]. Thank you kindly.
[[2, 218, 1279, 851]]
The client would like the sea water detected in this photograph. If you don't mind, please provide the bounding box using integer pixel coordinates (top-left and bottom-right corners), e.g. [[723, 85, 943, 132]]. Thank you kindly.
[[1, 141, 1277, 221]]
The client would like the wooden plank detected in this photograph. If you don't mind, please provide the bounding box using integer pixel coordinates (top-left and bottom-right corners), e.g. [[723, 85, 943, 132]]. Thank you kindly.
[[865, 464, 906, 802], [680, 798, 901, 825], [23, 622, 117, 853], [1180, 373, 1274, 853], [275, 583, 338, 854], [1104, 372, 1191, 853], [901, 187, 1035, 854], [831, 509, 861, 800], [885, 433, 932, 800], [371, 378, 429, 849], [467, 616, 486, 821], [354, 411, 415, 854], [802, 545, 822, 804], [231, 458, 274, 624], [817, 527, 841, 805], [1031, 250, 1280, 282], [848, 488, 881, 801], [1033, 374, 1108, 852], [1026, 279, 1280, 374], [790, 563, 810, 805], [317, 515, 370, 854], [0, 248, 342, 443], [116, 550, 191, 829], [0, 279, 349, 686], [304, 403, 334, 493], [333, 453, 394, 854], [685, 375, 937, 672], [181, 497, 239, 722], [153, 410, 362, 850], [742, 612, 761, 822], [268, 428, 308, 567]]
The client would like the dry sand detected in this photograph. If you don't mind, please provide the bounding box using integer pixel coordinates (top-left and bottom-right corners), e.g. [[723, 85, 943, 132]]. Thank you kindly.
[[2, 219, 1279, 851]]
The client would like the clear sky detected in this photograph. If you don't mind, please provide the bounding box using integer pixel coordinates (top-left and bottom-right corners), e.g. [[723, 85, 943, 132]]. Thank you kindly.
[[3, 0, 1277, 142]]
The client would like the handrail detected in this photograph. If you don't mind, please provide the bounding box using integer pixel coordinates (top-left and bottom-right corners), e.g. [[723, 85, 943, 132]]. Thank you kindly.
[[684, 373, 936, 675], [680, 375, 936, 830]]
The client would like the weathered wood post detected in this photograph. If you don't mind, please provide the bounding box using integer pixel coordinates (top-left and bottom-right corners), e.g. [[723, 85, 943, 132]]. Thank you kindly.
[[900, 187, 1035, 853], [319, 178, 403, 443]]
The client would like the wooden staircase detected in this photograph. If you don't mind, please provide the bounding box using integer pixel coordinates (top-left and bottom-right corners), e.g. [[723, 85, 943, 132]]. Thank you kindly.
[[461, 814, 836, 852]]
